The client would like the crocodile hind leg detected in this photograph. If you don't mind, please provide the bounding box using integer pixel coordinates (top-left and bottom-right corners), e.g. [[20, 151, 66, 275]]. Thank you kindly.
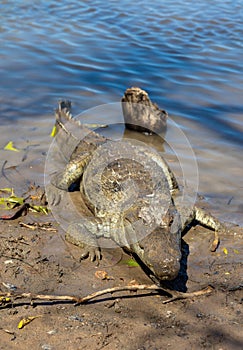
[[51, 152, 92, 191]]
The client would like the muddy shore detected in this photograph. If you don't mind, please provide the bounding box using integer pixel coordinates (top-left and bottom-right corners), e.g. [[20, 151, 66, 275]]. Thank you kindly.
[[0, 205, 242, 349], [0, 118, 242, 349]]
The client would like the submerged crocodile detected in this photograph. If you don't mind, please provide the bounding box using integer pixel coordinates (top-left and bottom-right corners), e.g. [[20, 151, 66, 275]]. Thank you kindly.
[[47, 88, 222, 282]]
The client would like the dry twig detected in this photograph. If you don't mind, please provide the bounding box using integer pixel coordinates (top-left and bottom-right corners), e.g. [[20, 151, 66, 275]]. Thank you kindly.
[[0, 284, 213, 307], [0, 327, 16, 341], [19, 222, 57, 232]]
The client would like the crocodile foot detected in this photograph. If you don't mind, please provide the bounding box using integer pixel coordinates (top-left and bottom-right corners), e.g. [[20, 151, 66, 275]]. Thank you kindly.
[[66, 222, 101, 262]]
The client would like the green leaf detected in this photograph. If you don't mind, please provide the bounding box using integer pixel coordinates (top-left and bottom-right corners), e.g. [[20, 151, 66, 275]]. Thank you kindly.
[[0, 187, 24, 209], [0, 195, 24, 209], [0, 188, 13, 193], [123, 259, 139, 267], [30, 205, 48, 215], [0, 196, 24, 205], [4, 141, 20, 152], [0, 198, 7, 205]]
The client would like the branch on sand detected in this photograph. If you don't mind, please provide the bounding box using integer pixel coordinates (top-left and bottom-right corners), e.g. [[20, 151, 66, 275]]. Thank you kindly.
[[0, 284, 213, 308]]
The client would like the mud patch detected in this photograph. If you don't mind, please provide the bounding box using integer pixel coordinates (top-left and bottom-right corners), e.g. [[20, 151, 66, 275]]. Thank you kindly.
[[0, 217, 242, 350]]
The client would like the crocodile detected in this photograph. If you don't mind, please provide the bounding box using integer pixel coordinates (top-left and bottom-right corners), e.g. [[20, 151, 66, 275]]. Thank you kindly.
[[46, 90, 222, 282]]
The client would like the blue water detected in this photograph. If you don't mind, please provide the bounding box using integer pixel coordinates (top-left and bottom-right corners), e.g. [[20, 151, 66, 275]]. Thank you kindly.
[[1, 1, 242, 118], [0, 0, 242, 223]]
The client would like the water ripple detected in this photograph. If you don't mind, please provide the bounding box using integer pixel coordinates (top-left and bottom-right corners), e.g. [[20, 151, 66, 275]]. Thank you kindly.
[[0, 0, 242, 221], [0, 0, 242, 135]]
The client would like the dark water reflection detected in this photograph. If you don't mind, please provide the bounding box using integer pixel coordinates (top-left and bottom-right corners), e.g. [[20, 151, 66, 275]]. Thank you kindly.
[[0, 0, 242, 223]]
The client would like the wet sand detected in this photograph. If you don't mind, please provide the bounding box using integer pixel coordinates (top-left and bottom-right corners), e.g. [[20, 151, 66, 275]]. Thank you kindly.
[[0, 216, 242, 349], [0, 114, 242, 350]]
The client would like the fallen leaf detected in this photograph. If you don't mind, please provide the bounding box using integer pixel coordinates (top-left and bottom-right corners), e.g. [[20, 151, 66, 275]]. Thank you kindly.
[[4, 141, 20, 152], [0, 296, 11, 304], [29, 205, 48, 215], [0, 193, 24, 210], [123, 259, 139, 267], [95, 270, 108, 280], [223, 247, 228, 255], [95, 270, 113, 280], [0, 188, 13, 194], [50, 125, 57, 137], [18, 315, 42, 329]]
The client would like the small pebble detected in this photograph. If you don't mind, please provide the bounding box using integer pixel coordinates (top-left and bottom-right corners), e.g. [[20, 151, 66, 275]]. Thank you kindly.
[[68, 315, 84, 322], [41, 344, 52, 350]]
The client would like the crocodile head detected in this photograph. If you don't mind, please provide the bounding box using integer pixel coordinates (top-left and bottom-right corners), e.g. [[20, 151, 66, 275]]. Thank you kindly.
[[129, 212, 182, 281]]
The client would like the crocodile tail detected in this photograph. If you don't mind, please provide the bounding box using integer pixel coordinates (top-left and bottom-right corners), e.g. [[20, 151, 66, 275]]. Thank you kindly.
[[53, 100, 82, 161], [55, 100, 73, 133]]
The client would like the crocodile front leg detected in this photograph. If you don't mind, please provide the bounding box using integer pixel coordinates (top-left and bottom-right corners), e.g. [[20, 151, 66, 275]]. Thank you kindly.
[[194, 206, 221, 231], [195, 206, 222, 251], [66, 219, 102, 262], [181, 206, 222, 251]]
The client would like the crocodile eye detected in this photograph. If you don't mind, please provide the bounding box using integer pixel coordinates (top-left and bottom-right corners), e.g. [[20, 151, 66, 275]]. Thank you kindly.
[[138, 242, 144, 250]]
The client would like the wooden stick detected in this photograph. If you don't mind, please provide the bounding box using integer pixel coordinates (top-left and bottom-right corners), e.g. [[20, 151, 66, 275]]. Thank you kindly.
[[0, 284, 213, 307], [19, 222, 57, 232]]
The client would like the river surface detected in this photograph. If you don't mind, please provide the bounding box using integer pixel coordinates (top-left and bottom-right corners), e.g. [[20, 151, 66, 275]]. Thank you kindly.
[[0, 0, 242, 225]]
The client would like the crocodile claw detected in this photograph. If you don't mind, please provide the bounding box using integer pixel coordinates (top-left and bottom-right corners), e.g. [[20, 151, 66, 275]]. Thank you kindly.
[[80, 246, 101, 262], [46, 183, 63, 206], [65, 223, 101, 262]]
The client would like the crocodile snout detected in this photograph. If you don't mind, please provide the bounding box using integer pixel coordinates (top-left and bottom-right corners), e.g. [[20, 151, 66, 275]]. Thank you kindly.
[[148, 256, 181, 281], [135, 227, 182, 281]]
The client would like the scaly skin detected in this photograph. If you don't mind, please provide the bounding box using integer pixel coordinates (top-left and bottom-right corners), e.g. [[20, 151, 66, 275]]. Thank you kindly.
[[47, 91, 222, 282]]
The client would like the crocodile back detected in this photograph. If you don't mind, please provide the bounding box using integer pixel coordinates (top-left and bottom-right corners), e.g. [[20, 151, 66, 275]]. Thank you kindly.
[[81, 140, 172, 246]]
